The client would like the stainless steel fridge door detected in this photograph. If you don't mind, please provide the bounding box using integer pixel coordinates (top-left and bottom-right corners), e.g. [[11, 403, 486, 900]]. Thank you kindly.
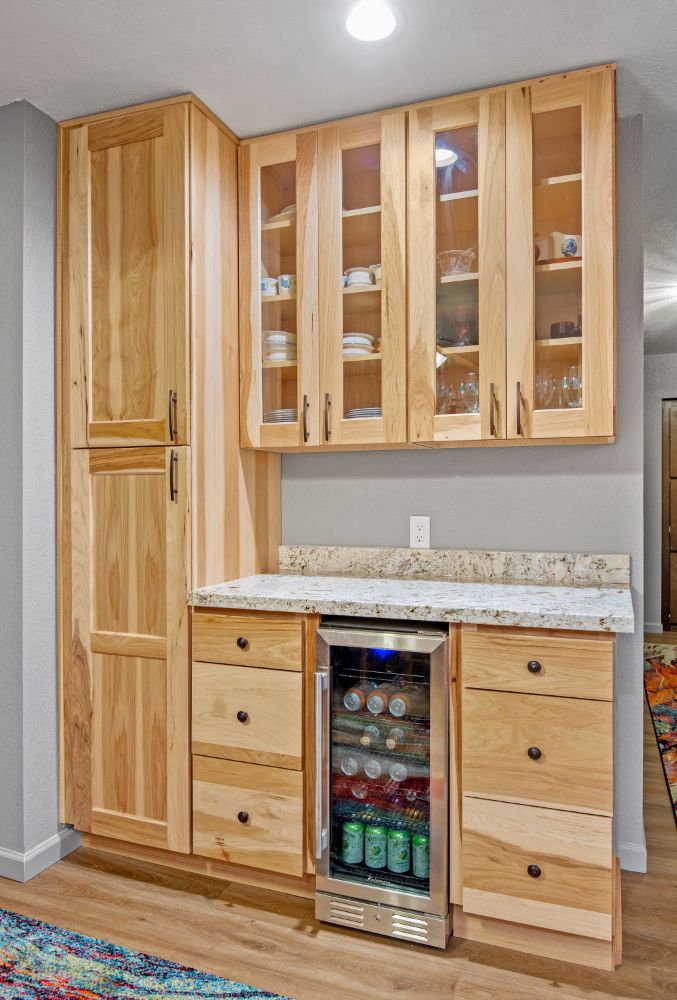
[[315, 624, 449, 917]]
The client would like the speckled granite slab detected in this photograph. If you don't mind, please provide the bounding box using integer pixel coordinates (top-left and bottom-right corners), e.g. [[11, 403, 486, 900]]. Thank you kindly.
[[279, 545, 630, 587], [189, 574, 634, 633]]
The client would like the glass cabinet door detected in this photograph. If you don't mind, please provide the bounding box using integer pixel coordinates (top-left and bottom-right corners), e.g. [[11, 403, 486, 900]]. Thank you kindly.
[[318, 113, 406, 446], [408, 94, 506, 443], [240, 132, 319, 448], [506, 68, 615, 439]]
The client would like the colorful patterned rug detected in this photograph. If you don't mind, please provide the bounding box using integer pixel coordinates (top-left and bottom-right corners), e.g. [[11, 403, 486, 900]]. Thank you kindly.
[[0, 908, 291, 999], [644, 641, 677, 827]]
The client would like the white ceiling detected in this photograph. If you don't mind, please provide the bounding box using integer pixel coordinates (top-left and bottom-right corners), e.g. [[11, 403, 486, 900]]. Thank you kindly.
[[1, 0, 676, 352]]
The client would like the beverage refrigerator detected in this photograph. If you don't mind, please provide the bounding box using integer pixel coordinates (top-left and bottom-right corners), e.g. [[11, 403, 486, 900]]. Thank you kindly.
[[314, 618, 450, 948]]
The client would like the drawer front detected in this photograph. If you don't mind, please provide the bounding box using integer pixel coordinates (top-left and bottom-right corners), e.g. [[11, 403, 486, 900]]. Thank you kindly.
[[192, 756, 304, 876], [462, 797, 613, 940], [462, 630, 614, 701], [192, 611, 303, 671], [462, 689, 613, 813], [192, 662, 303, 769]]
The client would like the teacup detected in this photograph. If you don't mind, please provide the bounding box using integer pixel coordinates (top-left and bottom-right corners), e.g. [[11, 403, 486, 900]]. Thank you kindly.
[[261, 277, 278, 297], [278, 274, 297, 295]]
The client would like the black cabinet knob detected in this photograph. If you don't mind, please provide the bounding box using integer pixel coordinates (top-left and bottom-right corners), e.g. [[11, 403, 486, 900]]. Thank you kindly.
[[237, 811, 249, 824], [527, 864, 542, 878], [527, 660, 542, 674], [236, 710, 249, 724], [236, 636, 250, 650], [527, 746, 542, 760]]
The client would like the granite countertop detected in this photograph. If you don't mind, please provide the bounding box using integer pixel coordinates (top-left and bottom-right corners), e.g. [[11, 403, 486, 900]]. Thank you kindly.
[[188, 573, 634, 633]]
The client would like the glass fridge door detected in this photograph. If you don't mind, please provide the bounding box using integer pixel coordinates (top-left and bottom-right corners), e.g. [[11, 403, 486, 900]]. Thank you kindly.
[[316, 625, 448, 916]]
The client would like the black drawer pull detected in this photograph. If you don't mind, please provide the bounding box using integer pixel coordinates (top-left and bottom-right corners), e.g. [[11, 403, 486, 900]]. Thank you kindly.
[[237, 710, 249, 724], [237, 811, 249, 825], [527, 746, 542, 761], [527, 864, 542, 878], [527, 660, 542, 674], [236, 636, 250, 650]]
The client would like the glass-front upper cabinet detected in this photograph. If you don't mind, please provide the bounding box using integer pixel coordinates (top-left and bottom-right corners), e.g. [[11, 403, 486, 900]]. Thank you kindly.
[[506, 68, 615, 439], [408, 94, 506, 443], [318, 113, 407, 446], [239, 131, 319, 448]]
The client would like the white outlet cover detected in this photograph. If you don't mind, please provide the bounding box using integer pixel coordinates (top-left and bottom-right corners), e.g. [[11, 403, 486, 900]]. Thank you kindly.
[[410, 515, 430, 549]]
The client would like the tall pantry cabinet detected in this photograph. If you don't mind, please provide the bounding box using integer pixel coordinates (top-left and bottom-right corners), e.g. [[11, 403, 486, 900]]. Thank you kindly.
[[58, 96, 279, 852]]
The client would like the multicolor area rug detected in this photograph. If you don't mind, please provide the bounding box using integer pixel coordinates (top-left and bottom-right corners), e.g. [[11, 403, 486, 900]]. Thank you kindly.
[[644, 641, 677, 827], [0, 908, 291, 999]]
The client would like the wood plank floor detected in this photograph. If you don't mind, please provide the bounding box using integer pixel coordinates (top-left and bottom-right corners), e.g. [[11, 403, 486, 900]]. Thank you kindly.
[[1, 653, 675, 998]]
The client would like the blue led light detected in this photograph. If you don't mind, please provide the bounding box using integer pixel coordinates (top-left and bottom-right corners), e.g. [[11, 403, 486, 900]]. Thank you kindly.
[[370, 648, 394, 660]]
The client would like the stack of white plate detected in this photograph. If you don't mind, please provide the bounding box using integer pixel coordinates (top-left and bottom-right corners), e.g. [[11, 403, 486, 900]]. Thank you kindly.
[[343, 332, 375, 358], [263, 330, 297, 363], [263, 408, 298, 424], [346, 407, 382, 420]]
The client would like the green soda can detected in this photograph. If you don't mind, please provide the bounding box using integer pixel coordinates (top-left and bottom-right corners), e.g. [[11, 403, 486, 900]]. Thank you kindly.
[[387, 828, 411, 874], [342, 821, 364, 864], [364, 825, 387, 869], [412, 833, 430, 878]]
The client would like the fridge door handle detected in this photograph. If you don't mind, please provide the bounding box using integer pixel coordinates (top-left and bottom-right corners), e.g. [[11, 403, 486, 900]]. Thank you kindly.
[[314, 671, 328, 860]]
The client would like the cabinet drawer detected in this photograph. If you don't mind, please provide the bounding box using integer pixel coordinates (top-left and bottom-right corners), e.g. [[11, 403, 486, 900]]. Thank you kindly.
[[462, 630, 614, 701], [462, 689, 612, 813], [192, 756, 304, 876], [192, 611, 303, 670], [192, 662, 302, 769], [462, 797, 613, 940]]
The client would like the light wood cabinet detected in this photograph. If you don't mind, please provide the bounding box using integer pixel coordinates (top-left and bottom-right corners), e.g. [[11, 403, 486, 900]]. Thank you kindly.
[[59, 96, 280, 855], [240, 111, 407, 449], [65, 446, 191, 851], [239, 64, 615, 452]]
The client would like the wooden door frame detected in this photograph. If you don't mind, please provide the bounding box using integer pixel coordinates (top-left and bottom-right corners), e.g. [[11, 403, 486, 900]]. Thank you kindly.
[[662, 399, 677, 630]]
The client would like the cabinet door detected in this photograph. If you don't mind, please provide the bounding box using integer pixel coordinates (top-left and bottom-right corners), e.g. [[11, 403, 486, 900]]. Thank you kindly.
[[239, 132, 320, 449], [408, 94, 506, 443], [66, 106, 190, 447], [65, 446, 191, 852], [506, 69, 615, 439], [318, 113, 407, 446]]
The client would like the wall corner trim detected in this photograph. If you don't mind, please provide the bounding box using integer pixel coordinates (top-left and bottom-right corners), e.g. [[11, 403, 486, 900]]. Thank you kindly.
[[617, 840, 648, 874], [0, 827, 82, 883]]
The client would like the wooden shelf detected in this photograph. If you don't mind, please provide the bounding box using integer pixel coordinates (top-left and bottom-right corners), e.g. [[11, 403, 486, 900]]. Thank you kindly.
[[342, 205, 381, 219], [536, 259, 582, 295], [439, 272, 479, 285], [536, 337, 582, 349], [343, 351, 381, 364], [262, 216, 296, 232], [439, 189, 479, 203], [343, 282, 381, 296], [438, 345, 479, 356], [535, 173, 582, 188], [536, 259, 582, 272], [262, 358, 297, 381], [261, 292, 296, 303]]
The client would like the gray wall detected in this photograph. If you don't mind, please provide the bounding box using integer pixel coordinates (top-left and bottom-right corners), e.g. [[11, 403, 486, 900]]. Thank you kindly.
[[644, 353, 677, 630], [282, 116, 647, 871], [0, 100, 79, 877]]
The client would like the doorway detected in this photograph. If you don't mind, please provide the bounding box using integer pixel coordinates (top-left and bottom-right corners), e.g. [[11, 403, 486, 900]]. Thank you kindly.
[[662, 400, 677, 630]]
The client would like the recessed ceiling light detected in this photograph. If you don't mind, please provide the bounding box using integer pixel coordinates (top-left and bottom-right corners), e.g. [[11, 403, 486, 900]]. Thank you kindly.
[[435, 147, 458, 168], [346, 0, 397, 41]]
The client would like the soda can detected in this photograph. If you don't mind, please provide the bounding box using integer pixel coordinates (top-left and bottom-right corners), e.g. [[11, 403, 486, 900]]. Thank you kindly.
[[387, 828, 411, 874], [342, 821, 364, 864], [364, 825, 387, 869], [412, 833, 430, 878]]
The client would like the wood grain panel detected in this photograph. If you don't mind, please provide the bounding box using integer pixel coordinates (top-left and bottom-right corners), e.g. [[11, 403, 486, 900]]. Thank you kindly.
[[296, 130, 320, 446], [192, 662, 303, 769], [90, 631, 167, 658], [462, 629, 614, 700], [88, 109, 165, 151], [192, 611, 303, 670], [462, 797, 613, 939], [193, 756, 305, 876], [462, 688, 613, 813], [66, 125, 89, 449]]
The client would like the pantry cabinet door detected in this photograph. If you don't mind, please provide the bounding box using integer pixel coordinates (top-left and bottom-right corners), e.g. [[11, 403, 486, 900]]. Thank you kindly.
[[318, 112, 407, 446], [65, 106, 190, 447], [506, 68, 615, 440], [408, 93, 507, 444], [64, 446, 191, 852], [239, 131, 320, 449]]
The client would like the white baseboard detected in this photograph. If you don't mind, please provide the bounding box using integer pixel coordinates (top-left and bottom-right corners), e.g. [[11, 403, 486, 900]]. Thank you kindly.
[[0, 827, 82, 883], [644, 622, 664, 634], [617, 840, 648, 873]]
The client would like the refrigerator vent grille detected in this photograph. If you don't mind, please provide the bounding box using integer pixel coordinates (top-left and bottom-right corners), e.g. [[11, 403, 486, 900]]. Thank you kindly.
[[329, 898, 365, 928], [391, 912, 430, 943]]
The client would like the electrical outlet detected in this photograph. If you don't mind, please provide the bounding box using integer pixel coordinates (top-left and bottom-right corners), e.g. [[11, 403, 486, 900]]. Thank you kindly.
[[410, 515, 431, 549]]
